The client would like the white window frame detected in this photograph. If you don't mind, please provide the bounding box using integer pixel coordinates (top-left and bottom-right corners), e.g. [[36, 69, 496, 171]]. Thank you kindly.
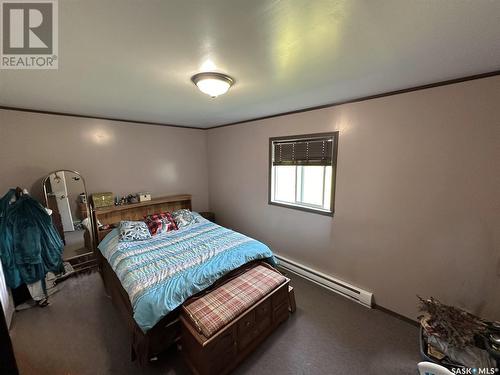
[[269, 132, 338, 216]]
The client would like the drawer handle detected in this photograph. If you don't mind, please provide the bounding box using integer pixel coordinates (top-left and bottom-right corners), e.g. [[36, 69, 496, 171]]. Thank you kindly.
[[245, 321, 251, 327]]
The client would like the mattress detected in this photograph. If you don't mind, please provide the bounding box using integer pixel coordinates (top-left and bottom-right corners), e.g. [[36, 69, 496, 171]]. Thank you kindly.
[[98, 214, 276, 332]]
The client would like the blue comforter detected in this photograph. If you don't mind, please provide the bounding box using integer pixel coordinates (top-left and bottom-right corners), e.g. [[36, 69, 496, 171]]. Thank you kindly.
[[98, 215, 276, 332]]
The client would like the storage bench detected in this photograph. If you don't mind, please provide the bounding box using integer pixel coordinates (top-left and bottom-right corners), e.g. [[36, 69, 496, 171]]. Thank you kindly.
[[180, 263, 291, 375]]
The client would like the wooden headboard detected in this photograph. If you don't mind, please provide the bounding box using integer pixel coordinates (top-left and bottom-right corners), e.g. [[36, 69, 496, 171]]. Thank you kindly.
[[92, 194, 192, 244]]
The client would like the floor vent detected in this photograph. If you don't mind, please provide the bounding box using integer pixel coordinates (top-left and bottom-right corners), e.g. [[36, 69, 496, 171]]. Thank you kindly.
[[276, 255, 373, 308]]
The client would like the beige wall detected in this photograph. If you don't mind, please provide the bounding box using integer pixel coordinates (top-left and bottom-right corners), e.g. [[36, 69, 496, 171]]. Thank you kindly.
[[0, 110, 209, 212], [207, 76, 500, 320]]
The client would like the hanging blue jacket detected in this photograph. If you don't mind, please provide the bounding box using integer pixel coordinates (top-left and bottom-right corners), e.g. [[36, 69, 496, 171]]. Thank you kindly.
[[0, 189, 63, 289]]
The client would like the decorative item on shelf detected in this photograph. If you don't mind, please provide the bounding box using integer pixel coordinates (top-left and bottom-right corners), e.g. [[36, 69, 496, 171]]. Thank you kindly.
[[127, 194, 138, 204], [137, 192, 152, 202], [92, 192, 114, 208]]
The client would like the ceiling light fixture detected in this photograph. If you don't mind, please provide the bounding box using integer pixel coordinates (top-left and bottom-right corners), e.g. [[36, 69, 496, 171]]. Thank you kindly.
[[191, 72, 234, 98]]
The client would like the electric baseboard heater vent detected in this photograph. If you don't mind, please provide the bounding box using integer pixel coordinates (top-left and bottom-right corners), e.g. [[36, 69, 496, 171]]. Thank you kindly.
[[276, 255, 373, 308]]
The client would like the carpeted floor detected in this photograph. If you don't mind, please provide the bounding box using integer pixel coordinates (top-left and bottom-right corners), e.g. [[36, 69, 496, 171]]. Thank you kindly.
[[10, 271, 419, 374]]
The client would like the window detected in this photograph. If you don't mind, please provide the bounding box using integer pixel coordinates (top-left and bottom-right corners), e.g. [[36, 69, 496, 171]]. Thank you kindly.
[[269, 132, 338, 216]]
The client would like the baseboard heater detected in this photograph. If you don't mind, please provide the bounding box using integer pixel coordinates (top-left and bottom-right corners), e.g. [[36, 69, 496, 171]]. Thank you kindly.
[[275, 255, 373, 308]]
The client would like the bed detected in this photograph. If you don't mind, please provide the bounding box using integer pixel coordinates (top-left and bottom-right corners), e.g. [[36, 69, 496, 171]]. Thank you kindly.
[[92, 195, 278, 365]]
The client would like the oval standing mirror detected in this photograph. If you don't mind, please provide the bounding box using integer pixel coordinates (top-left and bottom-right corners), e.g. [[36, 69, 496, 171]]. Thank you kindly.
[[42, 170, 95, 268]]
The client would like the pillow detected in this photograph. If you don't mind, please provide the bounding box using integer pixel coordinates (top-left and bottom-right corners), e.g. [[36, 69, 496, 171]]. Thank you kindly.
[[118, 220, 152, 242], [172, 209, 197, 228], [144, 212, 177, 236]]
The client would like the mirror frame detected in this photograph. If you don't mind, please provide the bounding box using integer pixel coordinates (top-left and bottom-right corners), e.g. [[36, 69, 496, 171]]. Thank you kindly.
[[41, 169, 95, 257]]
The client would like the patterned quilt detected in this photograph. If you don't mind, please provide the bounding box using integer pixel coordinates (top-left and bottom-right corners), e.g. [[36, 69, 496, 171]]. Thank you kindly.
[[98, 215, 276, 332]]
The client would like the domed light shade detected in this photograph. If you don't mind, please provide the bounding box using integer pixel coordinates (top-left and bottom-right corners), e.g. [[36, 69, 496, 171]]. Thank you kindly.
[[191, 72, 234, 97]]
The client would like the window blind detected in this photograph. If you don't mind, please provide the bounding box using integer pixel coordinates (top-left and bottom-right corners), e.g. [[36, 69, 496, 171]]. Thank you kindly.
[[273, 137, 333, 166]]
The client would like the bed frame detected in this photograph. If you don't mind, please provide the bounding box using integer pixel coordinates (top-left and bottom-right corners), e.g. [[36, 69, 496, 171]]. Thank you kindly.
[[92, 194, 264, 365]]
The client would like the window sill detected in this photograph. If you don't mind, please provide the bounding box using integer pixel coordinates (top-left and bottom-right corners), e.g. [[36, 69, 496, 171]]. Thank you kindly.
[[268, 201, 334, 217]]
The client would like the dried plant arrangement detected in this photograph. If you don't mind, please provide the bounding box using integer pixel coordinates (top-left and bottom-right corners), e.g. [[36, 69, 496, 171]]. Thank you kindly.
[[418, 296, 488, 349]]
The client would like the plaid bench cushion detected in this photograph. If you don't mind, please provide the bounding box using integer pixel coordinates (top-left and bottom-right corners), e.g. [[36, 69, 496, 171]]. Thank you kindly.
[[183, 264, 287, 338]]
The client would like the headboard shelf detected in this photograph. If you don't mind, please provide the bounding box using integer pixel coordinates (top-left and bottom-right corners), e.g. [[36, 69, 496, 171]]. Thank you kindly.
[[93, 194, 192, 214]]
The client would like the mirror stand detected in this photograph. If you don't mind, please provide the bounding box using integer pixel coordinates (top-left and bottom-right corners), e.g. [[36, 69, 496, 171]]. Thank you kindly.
[[42, 170, 97, 273]]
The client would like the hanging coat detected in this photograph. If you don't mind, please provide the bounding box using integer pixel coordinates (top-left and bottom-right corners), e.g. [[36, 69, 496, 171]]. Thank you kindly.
[[0, 189, 64, 289]]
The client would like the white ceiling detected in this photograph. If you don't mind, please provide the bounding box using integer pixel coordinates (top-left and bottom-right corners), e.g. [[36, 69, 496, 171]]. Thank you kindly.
[[1, 0, 499, 128]]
